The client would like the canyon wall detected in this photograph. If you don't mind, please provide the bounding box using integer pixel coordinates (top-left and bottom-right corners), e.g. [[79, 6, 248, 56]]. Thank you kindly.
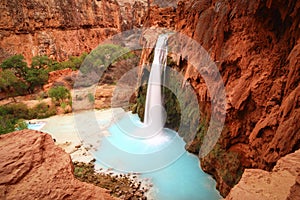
[[225, 149, 300, 200], [173, 0, 300, 196], [0, 0, 148, 63], [136, 0, 300, 196]]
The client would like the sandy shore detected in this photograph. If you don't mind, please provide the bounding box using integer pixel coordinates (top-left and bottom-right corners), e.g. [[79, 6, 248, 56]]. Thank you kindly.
[[29, 108, 124, 163]]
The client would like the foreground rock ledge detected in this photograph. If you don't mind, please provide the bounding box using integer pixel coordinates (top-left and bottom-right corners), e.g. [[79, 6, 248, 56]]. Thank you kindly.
[[225, 149, 300, 200], [0, 130, 115, 200]]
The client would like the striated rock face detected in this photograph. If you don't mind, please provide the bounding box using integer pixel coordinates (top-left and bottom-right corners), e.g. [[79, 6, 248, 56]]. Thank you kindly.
[[0, 0, 149, 62], [169, 0, 300, 196], [0, 129, 114, 200], [225, 149, 300, 200]]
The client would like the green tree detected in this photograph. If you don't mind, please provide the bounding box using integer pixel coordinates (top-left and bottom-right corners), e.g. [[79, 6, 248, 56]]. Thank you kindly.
[[0, 54, 28, 78], [31, 55, 53, 70], [48, 86, 71, 104], [0, 55, 29, 98], [25, 68, 48, 93], [25, 56, 51, 93], [0, 69, 28, 100]]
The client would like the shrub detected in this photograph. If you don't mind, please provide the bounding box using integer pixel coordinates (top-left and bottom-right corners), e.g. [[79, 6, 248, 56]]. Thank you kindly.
[[0, 69, 28, 99], [0, 103, 29, 134], [1, 103, 29, 119], [0, 115, 16, 134], [48, 86, 71, 104], [15, 119, 28, 130], [0, 101, 58, 134], [87, 93, 95, 103], [31, 55, 53, 69], [0, 54, 28, 78], [58, 52, 88, 70], [60, 102, 67, 110], [29, 102, 56, 119]]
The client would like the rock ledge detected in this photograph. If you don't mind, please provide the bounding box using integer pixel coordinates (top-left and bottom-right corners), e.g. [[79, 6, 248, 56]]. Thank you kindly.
[[225, 149, 300, 200], [0, 130, 115, 200]]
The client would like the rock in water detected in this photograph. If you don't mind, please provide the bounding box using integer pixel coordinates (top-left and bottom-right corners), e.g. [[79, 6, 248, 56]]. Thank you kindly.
[[0, 130, 114, 200]]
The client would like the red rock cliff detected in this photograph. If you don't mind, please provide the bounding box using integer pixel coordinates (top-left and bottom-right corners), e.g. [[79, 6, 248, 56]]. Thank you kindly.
[[134, 0, 300, 196], [174, 0, 300, 196], [225, 149, 300, 200], [0, 0, 149, 62], [0, 129, 115, 199]]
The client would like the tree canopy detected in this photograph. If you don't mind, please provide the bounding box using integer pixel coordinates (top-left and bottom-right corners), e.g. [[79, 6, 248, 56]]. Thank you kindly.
[[0, 53, 88, 98]]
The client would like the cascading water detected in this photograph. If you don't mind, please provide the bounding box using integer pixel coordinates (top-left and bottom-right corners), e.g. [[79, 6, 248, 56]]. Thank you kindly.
[[144, 34, 168, 131], [90, 35, 222, 199]]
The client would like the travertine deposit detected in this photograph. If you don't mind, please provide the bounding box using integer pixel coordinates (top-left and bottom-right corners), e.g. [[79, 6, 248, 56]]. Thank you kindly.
[[139, 0, 300, 196]]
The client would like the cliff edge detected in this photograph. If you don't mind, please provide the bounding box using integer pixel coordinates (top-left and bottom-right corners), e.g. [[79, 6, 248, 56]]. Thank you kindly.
[[0, 129, 114, 200]]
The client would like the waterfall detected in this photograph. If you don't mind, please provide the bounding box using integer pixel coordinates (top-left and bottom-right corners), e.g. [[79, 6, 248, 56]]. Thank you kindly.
[[143, 34, 168, 132]]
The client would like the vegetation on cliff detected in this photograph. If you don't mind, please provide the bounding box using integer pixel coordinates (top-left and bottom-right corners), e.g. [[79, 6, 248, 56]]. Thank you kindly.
[[133, 49, 245, 196], [0, 44, 137, 134], [0, 0, 299, 198], [0, 53, 87, 100], [0, 53, 87, 134]]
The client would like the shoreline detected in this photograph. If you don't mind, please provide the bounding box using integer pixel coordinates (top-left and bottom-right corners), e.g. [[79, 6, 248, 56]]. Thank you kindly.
[[27, 108, 221, 200], [28, 108, 153, 199]]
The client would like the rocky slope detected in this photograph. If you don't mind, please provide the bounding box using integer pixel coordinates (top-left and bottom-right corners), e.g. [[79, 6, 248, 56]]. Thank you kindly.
[[0, 129, 115, 199], [225, 149, 300, 200]]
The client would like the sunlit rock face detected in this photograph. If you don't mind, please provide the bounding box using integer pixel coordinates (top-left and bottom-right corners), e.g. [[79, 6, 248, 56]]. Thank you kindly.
[[225, 149, 300, 200], [0, 0, 179, 63], [0, 130, 113, 199]]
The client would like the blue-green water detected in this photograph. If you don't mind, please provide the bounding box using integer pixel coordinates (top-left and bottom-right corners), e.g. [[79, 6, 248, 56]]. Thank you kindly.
[[28, 111, 221, 200], [94, 113, 221, 200], [27, 122, 46, 130]]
